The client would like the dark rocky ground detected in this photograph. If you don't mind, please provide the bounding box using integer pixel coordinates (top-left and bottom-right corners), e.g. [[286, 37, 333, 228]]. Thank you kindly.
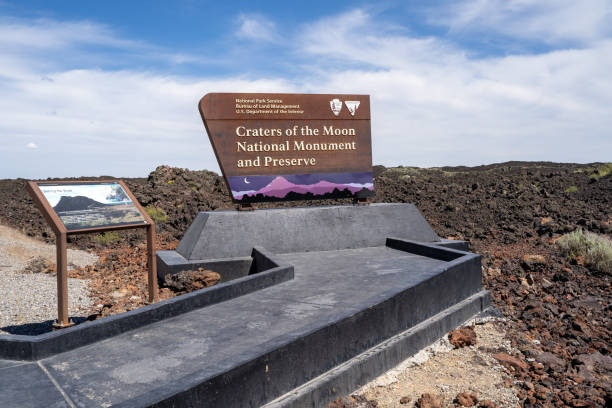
[[0, 161, 610, 407]]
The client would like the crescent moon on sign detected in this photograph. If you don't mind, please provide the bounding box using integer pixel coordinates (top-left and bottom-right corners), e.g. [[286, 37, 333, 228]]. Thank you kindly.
[[244, 177, 251, 184]]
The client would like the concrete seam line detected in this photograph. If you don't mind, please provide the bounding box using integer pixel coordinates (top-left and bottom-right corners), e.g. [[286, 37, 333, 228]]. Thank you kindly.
[[36, 361, 77, 408], [0, 361, 28, 371]]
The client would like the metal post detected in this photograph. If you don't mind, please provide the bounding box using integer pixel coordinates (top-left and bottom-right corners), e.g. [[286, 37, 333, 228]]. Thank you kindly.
[[146, 224, 158, 303], [53, 232, 73, 329]]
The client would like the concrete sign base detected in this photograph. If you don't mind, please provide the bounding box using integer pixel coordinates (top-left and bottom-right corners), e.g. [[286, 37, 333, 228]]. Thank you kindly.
[[0, 203, 490, 407]]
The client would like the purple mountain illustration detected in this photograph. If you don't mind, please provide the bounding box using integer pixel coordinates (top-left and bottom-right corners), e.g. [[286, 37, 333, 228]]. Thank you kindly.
[[232, 176, 373, 200]]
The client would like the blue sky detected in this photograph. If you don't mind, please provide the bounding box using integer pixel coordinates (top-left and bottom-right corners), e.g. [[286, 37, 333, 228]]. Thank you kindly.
[[1, 0, 611, 178]]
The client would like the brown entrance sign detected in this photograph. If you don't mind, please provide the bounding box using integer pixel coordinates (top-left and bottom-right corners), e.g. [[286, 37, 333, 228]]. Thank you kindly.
[[26, 180, 158, 328], [199, 93, 374, 203]]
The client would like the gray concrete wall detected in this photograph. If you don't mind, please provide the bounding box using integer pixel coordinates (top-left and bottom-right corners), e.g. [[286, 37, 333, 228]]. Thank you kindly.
[[177, 203, 440, 260]]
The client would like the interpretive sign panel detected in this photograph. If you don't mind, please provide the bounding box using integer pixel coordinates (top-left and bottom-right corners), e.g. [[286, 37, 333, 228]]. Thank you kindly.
[[26, 180, 157, 328], [199, 93, 374, 203], [35, 181, 146, 231]]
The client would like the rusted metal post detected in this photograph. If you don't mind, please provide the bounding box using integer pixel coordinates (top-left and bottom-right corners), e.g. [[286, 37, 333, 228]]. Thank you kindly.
[[146, 224, 158, 303], [53, 232, 73, 329]]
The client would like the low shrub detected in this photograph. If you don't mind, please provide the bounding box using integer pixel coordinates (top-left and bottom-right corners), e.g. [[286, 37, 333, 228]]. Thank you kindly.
[[145, 205, 169, 224], [557, 229, 612, 274], [94, 231, 120, 246], [589, 163, 612, 181], [564, 186, 578, 193]]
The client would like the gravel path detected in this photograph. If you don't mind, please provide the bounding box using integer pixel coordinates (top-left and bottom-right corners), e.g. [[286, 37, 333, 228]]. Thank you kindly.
[[356, 317, 520, 407], [0, 224, 98, 335]]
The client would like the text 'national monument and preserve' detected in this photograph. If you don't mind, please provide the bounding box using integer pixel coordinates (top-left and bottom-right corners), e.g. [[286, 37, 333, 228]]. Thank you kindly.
[[199, 93, 373, 203]]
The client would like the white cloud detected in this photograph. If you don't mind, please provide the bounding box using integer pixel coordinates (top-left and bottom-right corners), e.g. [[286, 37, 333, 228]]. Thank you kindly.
[[0, 16, 211, 78], [0, 9, 611, 179], [0, 68, 295, 177], [26, 142, 37, 149], [298, 9, 612, 167], [432, 0, 612, 45], [0, 17, 141, 50], [300, 9, 462, 71], [0, 16, 294, 178], [236, 14, 276, 42]]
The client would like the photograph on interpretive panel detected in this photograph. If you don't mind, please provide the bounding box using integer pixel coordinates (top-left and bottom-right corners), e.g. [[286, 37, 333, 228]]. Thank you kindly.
[[38, 182, 146, 230], [228, 171, 374, 203]]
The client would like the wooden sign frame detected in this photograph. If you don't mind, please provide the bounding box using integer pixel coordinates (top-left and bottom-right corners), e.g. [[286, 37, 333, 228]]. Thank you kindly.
[[26, 180, 158, 329]]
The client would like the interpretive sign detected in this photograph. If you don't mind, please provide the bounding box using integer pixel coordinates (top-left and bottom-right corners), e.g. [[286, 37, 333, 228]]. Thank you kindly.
[[26, 180, 157, 328], [199, 93, 374, 203], [36, 182, 146, 231]]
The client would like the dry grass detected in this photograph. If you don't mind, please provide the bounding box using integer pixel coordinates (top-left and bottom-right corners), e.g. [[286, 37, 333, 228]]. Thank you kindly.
[[557, 229, 612, 274], [145, 205, 169, 223]]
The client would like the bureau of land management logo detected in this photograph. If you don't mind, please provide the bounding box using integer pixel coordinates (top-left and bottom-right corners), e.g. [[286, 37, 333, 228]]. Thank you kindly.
[[345, 101, 360, 116], [329, 98, 361, 116]]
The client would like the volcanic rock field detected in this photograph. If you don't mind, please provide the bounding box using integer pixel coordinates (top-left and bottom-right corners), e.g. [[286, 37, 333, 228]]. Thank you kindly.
[[0, 161, 610, 407]]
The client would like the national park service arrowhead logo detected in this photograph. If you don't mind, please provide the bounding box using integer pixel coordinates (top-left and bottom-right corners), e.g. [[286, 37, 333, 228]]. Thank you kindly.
[[345, 101, 360, 116], [329, 98, 342, 116]]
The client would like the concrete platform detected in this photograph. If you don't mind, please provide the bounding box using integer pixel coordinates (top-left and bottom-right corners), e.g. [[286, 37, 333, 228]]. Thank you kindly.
[[0, 204, 490, 407]]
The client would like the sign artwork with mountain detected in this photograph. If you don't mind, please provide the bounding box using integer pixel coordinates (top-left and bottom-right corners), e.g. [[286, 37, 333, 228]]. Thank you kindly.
[[38, 182, 146, 231], [199, 93, 374, 203]]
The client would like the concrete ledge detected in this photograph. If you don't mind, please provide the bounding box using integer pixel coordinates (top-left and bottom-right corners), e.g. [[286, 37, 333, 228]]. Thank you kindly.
[[386, 237, 467, 261], [0, 249, 293, 361], [156, 250, 252, 281], [435, 239, 470, 252], [264, 292, 492, 408]]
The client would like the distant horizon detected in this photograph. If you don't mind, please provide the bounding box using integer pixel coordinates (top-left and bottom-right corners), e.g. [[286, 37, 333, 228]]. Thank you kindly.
[[4, 160, 609, 181]]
